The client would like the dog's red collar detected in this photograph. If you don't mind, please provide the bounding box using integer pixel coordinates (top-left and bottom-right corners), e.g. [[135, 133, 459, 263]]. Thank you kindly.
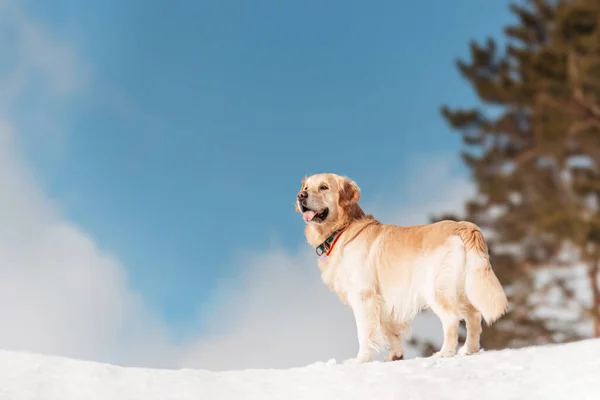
[[315, 230, 344, 257]]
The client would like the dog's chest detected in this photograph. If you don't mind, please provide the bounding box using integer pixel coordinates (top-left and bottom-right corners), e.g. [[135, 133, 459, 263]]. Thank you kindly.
[[318, 245, 370, 304]]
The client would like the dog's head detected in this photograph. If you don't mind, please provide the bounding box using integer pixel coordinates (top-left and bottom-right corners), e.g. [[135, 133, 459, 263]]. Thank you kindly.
[[295, 173, 362, 229]]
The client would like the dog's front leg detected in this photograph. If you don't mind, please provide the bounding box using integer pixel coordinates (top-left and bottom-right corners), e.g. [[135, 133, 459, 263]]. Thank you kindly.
[[344, 291, 382, 365]]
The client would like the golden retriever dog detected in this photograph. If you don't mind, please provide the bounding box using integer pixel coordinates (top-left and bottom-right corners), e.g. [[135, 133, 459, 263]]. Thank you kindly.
[[295, 173, 508, 364]]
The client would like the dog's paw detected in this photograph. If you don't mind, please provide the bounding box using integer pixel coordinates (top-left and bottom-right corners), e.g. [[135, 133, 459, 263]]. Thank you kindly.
[[431, 349, 456, 358], [384, 353, 404, 362], [458, 346, 480, 357]]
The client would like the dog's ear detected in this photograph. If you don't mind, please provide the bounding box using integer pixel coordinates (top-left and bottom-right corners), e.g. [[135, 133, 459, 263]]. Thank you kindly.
[[295, 177, 307, 212], [338, 176, 360, 205]]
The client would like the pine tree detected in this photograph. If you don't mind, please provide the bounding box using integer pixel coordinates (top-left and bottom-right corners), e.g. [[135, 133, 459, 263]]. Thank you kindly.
[[441, 0, 600, 350]]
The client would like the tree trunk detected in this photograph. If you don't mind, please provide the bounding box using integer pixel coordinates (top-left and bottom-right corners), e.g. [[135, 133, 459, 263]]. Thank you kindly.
[[588, 261, 600, 338]]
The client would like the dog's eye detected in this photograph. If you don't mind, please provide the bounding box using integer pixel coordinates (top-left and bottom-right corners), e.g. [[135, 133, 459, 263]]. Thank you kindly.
[[319, 184, 329, 191]]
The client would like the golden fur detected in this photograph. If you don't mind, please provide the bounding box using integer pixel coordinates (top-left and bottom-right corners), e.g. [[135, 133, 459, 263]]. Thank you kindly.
[[296, 173, 508, 364]]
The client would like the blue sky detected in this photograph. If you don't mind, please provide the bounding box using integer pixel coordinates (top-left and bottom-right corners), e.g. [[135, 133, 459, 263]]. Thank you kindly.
[[2, 0, 515, 367]]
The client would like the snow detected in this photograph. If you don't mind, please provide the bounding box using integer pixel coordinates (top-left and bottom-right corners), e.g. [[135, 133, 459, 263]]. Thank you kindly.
[[1, 339, 599, 400]]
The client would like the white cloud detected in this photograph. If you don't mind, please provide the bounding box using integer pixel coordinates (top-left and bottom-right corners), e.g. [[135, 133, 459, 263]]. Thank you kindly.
[[0, 0, 475, 371], [0, 1, 182, 369], [180, 249, 356, 370], [0, 116, 190, 368]]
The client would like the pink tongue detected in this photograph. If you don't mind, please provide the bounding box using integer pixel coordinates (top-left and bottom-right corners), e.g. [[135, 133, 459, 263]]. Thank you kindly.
[[303, 210, 317, 222]]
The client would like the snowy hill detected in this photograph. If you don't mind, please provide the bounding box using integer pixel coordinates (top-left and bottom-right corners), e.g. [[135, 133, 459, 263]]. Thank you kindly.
[[1, 340, 599, 400]]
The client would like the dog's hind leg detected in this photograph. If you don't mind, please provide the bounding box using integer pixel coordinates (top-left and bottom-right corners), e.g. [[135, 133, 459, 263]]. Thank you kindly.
[[429, 238, 463, 358], [430, 303, 460, 358], [459, 305, 482, 356]]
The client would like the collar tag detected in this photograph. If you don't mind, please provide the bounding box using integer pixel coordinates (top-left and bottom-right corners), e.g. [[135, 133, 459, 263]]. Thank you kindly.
[[319, 254, 329, 263], [315, 245, 325, 256]]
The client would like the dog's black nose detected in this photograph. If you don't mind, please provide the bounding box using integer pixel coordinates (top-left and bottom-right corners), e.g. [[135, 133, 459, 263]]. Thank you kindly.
[[297, 191, 308, 200]]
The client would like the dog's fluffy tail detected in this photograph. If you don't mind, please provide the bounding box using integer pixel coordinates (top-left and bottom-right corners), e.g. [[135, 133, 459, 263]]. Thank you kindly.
[[458, 222, 508, 324]]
